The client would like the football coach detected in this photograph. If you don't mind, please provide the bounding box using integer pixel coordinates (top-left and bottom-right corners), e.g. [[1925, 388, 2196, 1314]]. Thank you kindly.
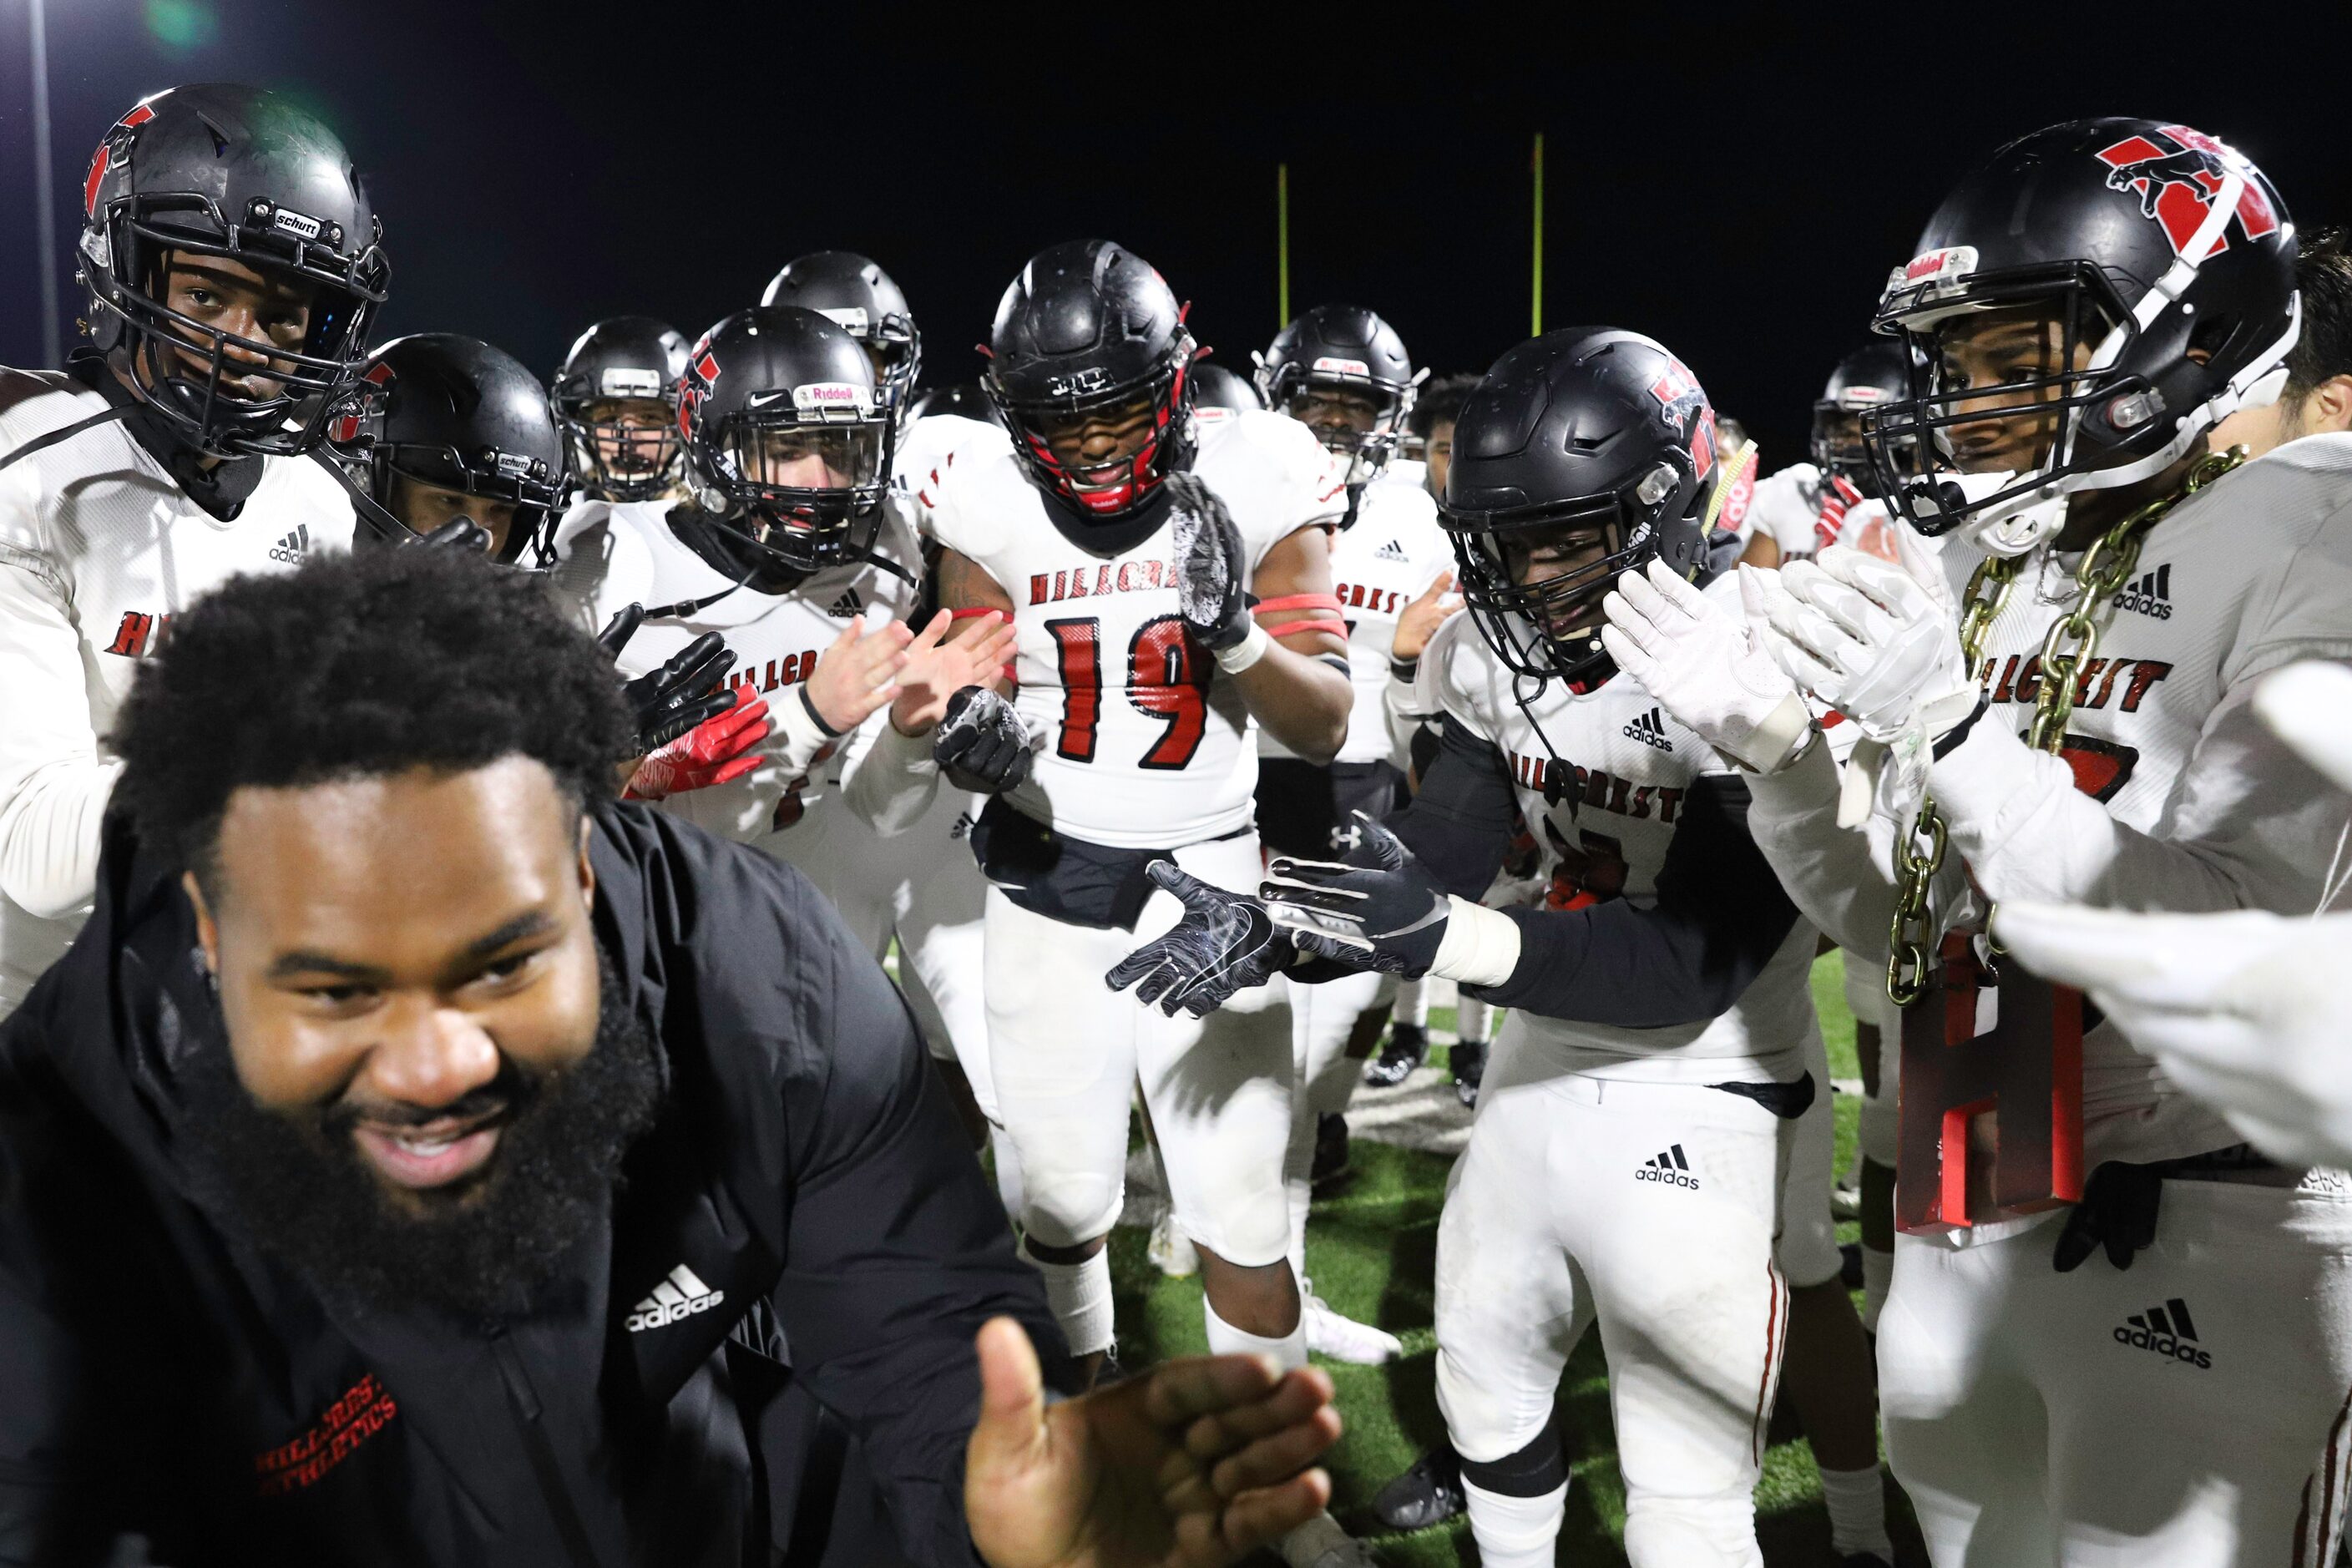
[[0, 547, 1338, 1567]]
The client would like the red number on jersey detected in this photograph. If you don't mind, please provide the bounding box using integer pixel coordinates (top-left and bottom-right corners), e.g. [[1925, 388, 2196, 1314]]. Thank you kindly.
[[1129, 615, 1211, 770], [1044, 614, 1213, 770], [1045, 618, 1102, 762]]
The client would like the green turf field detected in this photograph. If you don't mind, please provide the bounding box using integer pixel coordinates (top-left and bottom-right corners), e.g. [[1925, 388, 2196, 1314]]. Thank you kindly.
[[1105, 951, 1904, 1565]]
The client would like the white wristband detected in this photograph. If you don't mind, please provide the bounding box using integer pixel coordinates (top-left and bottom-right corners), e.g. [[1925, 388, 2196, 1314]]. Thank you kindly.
[[1214, 618, 1272, 675], [1431, 896, 1522, 988], [773, 684, 837, 775], [1732, 690, 1818, 775]]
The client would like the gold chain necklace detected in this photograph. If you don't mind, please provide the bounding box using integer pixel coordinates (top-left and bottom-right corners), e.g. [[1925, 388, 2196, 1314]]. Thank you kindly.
[[1884, 446, 2248, 1004]]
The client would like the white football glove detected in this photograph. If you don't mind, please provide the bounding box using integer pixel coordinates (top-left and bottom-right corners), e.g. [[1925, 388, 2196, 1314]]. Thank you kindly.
[[1994, 661, 2352, 1169], [1597, 559, 1813, 774]]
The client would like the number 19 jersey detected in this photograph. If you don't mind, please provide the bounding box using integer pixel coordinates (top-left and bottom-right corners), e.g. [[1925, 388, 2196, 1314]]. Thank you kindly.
[[928, 410, 1345, 850]]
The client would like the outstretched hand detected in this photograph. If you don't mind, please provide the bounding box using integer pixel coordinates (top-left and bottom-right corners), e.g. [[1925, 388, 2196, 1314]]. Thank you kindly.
[[965, 1317, 1340, 1568], [1105, 861, 1294, 1018]]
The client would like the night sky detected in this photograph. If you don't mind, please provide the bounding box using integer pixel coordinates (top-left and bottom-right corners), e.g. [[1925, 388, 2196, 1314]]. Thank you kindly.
[[5, 0, 2350, 467]]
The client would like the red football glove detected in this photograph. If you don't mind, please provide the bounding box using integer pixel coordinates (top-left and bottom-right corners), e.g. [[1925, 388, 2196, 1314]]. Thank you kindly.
[[1812, 474, 1865, 554], [625, 690, 771, 801]]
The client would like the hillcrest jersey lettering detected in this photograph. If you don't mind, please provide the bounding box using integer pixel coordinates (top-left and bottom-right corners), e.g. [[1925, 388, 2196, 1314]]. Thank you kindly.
[[1262, 471, 1451, 767], [927, 409, 1345, 850], [1419, 595, 1818, 1078]]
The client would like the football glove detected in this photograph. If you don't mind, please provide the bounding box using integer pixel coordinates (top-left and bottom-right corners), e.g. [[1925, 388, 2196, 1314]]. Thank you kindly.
[[625, 690, 771, 801], [599, 604, 739, 753], [1164, 473, 1254, 653], [1262, 817, 1450, 978], [1598, 560, 1813, 775], [1105, 860, 1293, 1019], [934, 685, 1034, 794]]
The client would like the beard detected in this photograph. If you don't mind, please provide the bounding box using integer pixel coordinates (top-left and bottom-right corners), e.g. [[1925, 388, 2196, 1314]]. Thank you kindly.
[[180, 948, 665, 1322]]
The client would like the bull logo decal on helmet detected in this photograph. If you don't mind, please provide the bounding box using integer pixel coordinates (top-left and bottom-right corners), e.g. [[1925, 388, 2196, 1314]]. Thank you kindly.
[[82, 101, 155, 219], [2095, 124, 2279, 259], [678, 347, 719, 440], [328, 359, 397, 446], [1646, 358, 1712, 475]]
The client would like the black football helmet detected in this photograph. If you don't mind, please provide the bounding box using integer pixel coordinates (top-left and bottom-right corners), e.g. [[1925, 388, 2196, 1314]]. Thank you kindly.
[[551, 316, 689, 502], [984, 239, 1197, 539], [1255, 304, 1419, 485], [905, 382, 1003, 426], [1191, 361, 1264, 416], [1443, 328, 1717, 688], [761, 252, 920, 413], [1864, 118, 2297, 554], [335, 334, 566, 568], [676, 306, 897, 589], [1809, 342, 1909, 492], [75, 83, 389, 459]]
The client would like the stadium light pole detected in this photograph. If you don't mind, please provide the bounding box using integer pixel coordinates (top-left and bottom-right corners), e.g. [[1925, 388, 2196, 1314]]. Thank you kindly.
[[1276, 161, 1290, 331], [1530, 132, 1545, 338], [28, 0, 63, 368]]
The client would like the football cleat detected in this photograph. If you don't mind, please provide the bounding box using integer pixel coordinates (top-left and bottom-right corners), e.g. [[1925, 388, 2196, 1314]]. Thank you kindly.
[[1372, 1443, 1465, 1531], [1451, 1040, 1487, 1108], [1363, 1023, 1429, 1086], [1302, 1283, 1401, 1365]]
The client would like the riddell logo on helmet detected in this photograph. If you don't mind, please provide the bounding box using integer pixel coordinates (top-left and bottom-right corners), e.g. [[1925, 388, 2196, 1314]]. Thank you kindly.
[[1899, 246, 1979, 286], [793, 382, 864, 410], [2095, 124, 2279, 259], [1311, 356, 1372, 377]]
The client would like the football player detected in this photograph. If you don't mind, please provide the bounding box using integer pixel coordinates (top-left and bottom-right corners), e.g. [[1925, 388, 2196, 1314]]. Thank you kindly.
[[1606, 119, 2352, 1564], [0, 83, 387, 1018], [1736, 344, 1907, 570], [338, 333, 566, 567], [1117, 329, 1833, 1568], [1252, 304, 1455, 1363], [911, 240, 1365, 1567], [548, 305, 1016, 979], [550, 316, 690, 504]]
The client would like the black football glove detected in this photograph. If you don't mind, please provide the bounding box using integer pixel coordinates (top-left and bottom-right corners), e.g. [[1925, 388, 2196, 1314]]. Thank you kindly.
[[2052, 1160, 2165, 1273], [934, 685, 1034, 794], [1105, 860, 1293, 1019], [599, 604, 737, 754], [1262, 815, 1451, 978], [1164, 473, 1253, 653]]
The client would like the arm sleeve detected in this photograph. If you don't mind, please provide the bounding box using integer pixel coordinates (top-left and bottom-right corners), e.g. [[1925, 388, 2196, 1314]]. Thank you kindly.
[[1386, 713, 1517, 900], [1930, 675, 2352, 917], [1469, 774, 1803, 1027], [768, 893, 1069, 1568], [1743, 733, 1904, 957], [0, 544, 117, 921]]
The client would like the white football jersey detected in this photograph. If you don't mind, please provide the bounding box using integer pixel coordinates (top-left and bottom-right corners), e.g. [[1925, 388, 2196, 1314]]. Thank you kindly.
[[1419, 593, 1818, 1080], [894, 412, 1010, 502], [1924, 436, 2352, 1161], [1262, 473, 1452, 766], [545, 494, 922, 892], [0, 369, 356, 1014], [928, 408, 1346, 849], [1745, 462, 1833, 559]]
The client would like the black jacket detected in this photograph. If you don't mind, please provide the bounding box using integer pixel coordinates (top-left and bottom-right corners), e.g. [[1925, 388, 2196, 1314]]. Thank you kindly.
[[0, 801, 1068, 1566]]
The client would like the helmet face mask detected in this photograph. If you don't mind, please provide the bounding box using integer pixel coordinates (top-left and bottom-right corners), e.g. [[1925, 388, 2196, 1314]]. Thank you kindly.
[[678, 306, 897, 589], [78, 87, 390, 460], [1441, 328, 1715, 691], [551, 317, 690, 503], [1861, 119, 2299, 554], [1256, 305, 1419, 488]]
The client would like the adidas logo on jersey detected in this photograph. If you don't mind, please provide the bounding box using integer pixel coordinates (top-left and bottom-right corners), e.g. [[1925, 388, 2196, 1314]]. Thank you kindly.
[[2112, 562, 2173, 620], [625, 1263, 726, 1332], [269, 524, 310, 565], [828, 588, 863, 619], [1621, 707, 1674, 751], [951, 810, 977, 842], [1373, 538, 1410, 564], [2113, 1297, 2210, 1368], [1636, 1145, 1699, 1188]]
